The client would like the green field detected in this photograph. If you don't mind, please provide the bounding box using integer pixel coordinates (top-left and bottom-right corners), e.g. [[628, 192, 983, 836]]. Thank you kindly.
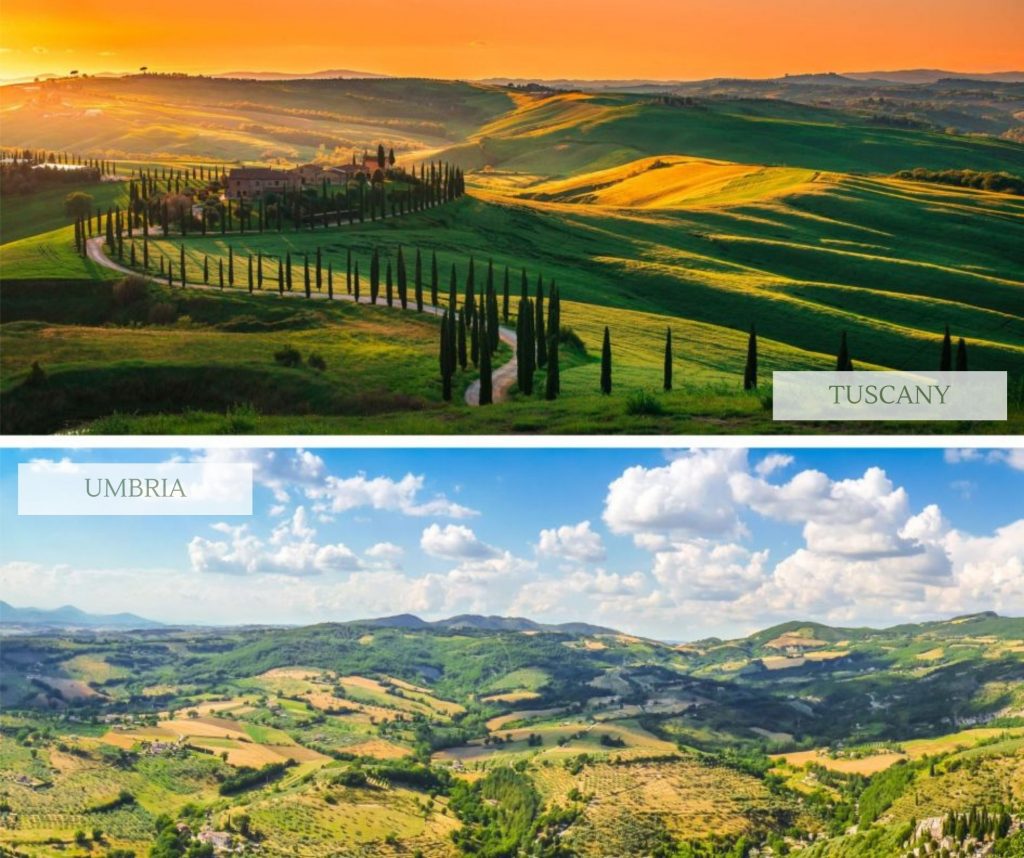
[[2, 611, 1022, 856]]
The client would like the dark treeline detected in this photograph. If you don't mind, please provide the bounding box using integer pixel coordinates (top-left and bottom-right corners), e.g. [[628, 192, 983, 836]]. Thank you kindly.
[[894, 167, 1024, 195], [72, 159, 466, 260]]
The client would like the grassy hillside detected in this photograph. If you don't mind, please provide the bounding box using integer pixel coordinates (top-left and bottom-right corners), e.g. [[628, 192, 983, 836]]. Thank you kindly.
[[1, 613, 1021, 856], [0, 76, 514, 163], [446, 92, 1024, 178]]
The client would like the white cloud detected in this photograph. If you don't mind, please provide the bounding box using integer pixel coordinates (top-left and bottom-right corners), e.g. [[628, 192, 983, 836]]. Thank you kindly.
[[651, 541, 770, 602], [944, 448, 983, 464], [944, 448, 1024, 471], [536, 521, 606, 563], [420, 524, 497, 560], [311, 472, 476, 518], [603, 449, 748, 542], [365, 542, 405, 567], [188, 506, 362, 577], [755, 453, 794, 477]]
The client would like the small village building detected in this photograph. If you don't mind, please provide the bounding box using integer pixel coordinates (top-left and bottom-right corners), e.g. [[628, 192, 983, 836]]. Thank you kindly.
[[225, 167, 295, 199]]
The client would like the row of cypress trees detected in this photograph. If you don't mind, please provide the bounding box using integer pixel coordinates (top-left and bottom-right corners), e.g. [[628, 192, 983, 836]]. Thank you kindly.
[[104, 230, 979, 401], [742, 324, 971, 390], [513, 281, 562, 399]]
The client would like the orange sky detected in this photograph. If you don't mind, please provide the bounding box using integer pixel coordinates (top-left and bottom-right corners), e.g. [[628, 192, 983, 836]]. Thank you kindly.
[[1, 0, 1021, 81]]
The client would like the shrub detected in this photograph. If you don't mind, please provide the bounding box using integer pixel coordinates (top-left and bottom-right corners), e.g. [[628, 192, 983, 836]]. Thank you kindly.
[[112, 275, 149, 307], [147, 302, 177, 325], [273, 345, 302, 367], [625, 389, 665, 416], [25, 361, 46, 387], [307, 353, 327, 371]]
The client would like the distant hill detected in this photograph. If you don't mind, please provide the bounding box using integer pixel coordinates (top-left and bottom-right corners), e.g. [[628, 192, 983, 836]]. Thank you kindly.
[[843, 69, 1024, 84], [214, 68, 389, 81], [353, 613, 618, 635], [0, 600, 163, 630]]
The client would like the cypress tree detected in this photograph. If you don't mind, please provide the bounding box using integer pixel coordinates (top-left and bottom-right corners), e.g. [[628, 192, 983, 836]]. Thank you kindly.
[[397, 246, 408, 309], [535, 278, 547, 368], [471, 305, 480, 367], [228, 247, 234, 287], [956, 337, 968, 371], [431, 251, 439, 306], [837, 331, 853, 371], [440, 310, 453, 402], [600, 327, 612, 394], [516, 303, 526, 391], [130, 241, 137, 268], [370, 247, 380, 304], [449, 263, 458, 312], [465, 257, 476, 319], [664, 327, 673, 391], [315, 247, 322, 292], [743, 324, 757, 390], [247, 255, 253, 293], [457, 310, 468, 370], [479, 306, 493, 405], [414, 248, 423, 312], [105, 209, 115, 247], [386, 261, 394, 307], [218, 258, 224, 289], [354, 260, 361, 302], [447, 299, 457, 371], [520, 268, 528, 303], [522, 299, 535, 395], [304, 254, 311, 298], [257, 251, 263, 289], [328, 262, 334, 300], [487, 281, 499, 354], [502, 266, 510, 321], [940, 325, 953, 371], [545, 284, 561, 400], [278, 258, 284, 294], [286, 251, 293, 291]]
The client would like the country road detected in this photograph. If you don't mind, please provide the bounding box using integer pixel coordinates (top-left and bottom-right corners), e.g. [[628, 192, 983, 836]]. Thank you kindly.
[[85, 235, 519, 405]]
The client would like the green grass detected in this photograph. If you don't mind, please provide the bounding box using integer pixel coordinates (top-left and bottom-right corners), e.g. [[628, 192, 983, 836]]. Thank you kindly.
[[0, 179, 129, 245], [449, 93, 1024, 177]]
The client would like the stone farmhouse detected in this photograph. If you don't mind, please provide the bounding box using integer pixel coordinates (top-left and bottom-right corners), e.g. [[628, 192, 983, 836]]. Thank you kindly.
[[225, 153, 390, 199]]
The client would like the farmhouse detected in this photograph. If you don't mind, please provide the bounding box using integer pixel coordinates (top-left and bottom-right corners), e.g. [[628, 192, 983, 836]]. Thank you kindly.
[[224, 167, 295, 199]]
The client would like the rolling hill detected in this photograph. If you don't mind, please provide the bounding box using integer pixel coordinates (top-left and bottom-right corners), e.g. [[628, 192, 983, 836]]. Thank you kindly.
[[2, 75, 1022, 434], [0, 612, 1021, 855]]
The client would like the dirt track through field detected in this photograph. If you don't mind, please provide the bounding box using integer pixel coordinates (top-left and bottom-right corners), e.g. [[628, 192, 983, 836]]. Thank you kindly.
[[86, 234, 518, 405]]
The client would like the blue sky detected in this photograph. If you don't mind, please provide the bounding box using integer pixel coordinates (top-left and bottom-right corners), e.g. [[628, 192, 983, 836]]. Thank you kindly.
[[1, 447, 1021, 640]]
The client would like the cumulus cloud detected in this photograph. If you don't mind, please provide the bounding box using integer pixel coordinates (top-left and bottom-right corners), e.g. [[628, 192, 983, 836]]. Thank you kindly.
[[754, 453, 794, 477], [536, 521, 606, 563], [651, 541, 770, 602], [944, 448, 1024, 470], [420, 524, 497, 560], [188, 506, 363, 576], [365, 542, 405, 568], [603, 449, 748, 542], [311, 473, 476, 518]]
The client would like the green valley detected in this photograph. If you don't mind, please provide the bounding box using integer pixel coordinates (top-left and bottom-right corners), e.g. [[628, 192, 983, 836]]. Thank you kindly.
[[1, 611, 1022, 856]]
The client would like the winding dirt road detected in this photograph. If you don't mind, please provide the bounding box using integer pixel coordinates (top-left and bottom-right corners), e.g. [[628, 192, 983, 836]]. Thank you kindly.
[[85, 235, 518, 405]]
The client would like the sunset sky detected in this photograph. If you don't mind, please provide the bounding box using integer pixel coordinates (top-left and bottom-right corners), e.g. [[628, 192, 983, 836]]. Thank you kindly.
[[1, 0, 1021, 81]]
